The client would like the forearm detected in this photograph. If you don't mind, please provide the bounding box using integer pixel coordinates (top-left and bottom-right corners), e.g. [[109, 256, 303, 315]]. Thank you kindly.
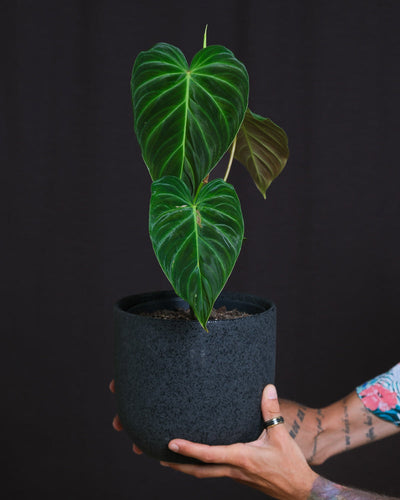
[[282, 391, 399, 465], [308, 476, 399, 500], [321, 390, 399, 460]]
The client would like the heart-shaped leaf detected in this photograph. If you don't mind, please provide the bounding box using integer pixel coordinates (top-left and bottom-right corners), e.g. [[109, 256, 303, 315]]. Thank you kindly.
[[132, 43, 249, 193], [149, 176, 244, 329], [235, 109, 289, 198]]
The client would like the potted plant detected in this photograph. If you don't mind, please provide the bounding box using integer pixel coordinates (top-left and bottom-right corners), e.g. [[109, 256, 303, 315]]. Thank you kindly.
[[114, 29, 289, 463]]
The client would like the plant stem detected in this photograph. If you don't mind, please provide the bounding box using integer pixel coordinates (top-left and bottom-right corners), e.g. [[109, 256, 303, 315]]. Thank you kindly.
[[203, 25, 208, 48], [223, 135, 237, 182]]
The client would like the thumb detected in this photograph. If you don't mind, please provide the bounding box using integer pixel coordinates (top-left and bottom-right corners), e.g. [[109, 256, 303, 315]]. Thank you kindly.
[[261, 384, 285, 438]]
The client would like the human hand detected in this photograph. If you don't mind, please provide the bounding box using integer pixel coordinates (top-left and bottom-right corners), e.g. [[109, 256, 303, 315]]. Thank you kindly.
[[110, 378, 331, 465], [109, 380, 143, 455], [161, 385, 318, 500]]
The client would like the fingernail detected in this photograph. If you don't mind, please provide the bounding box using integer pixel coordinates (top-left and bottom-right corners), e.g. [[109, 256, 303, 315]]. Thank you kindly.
[[169, 442, 179, 452], [160, 462, 169, 467], [267, 385, 277, 399]]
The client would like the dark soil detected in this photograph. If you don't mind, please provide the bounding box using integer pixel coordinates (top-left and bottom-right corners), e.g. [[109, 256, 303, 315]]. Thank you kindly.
[[139, 305, 250, 321]]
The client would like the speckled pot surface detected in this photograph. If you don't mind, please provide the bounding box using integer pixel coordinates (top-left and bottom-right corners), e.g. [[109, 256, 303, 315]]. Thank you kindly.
[[114, 290, 276, 463]]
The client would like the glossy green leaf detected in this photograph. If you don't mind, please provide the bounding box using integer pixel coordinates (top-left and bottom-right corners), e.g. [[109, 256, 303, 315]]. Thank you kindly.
[[235, 109, 289, 198], [132, 43, 249, 193], [149, 176, 244, 329]]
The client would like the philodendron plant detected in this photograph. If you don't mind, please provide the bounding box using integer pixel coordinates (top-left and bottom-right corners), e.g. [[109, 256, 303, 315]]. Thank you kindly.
[[131, 32, 289, 329]]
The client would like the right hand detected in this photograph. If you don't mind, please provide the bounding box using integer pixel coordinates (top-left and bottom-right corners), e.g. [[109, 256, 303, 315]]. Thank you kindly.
[[110, 379, 326, 462]]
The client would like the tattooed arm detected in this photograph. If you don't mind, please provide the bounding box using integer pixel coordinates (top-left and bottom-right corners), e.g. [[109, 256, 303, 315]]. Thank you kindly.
[[281, 390, 398, 465], [161, 385, 399, 500], [111, 365, 400, 498], [281, 363, 400, 465], [308, 476, 398, 499]]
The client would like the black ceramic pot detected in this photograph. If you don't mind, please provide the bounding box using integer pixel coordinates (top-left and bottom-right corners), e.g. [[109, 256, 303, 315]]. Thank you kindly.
[[114, 290, 276, 463]]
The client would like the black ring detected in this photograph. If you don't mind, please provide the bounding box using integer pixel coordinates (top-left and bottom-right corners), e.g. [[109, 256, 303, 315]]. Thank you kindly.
[[263, 416, 285, 429]]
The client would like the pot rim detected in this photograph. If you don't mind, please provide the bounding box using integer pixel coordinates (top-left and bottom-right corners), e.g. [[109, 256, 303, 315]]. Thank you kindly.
[[114, 290, 275, 325]]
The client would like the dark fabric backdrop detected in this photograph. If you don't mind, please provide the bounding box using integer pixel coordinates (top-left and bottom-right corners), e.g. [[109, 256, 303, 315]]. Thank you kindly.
[[2, 0, 400, 498]]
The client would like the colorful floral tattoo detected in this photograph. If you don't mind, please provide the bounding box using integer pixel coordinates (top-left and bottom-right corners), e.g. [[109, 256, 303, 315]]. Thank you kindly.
[[356, 363, 400, 426], [308, 476, 398, 499]]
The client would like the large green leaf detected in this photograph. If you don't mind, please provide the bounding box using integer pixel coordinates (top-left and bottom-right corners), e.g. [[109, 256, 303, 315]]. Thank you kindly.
[[149, 176, 244, 329], [235, 109, 289, 198], [132, 43, 249, 193]]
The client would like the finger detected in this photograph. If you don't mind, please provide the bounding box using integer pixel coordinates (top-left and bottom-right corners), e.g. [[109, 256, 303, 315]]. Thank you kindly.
[[132, 444, 143, 455], [109, 380, 115, 393], [262, 384, 281, 418], [112, 414, 123, 431], [261, 385, 286, 440], [168, 439, 243, 465], [161, 462, 234, 479]]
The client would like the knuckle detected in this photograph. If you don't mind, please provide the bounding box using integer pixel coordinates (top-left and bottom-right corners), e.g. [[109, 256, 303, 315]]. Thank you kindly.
[[231, 444, 248, 467], [202, 450, 215, 463], [193, 469, 207, 479], [266, 407, 282, 418], [236, 454, 251, 470], [231, 468, 248, 482], [222, 466, 233, 478]]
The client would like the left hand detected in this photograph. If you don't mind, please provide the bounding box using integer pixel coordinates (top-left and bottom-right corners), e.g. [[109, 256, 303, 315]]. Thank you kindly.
[[161, 385, 319, 500], [109, 380, 143, 455]]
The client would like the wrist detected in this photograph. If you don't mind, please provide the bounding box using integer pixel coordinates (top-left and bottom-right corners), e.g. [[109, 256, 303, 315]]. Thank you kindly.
[[304, 403, 346, 465], [285, 470, 319, 500], [316, 402, 346, 462]]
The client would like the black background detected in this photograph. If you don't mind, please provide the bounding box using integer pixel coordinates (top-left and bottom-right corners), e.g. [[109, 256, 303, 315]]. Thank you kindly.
[[2, 0, 400, 498]]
